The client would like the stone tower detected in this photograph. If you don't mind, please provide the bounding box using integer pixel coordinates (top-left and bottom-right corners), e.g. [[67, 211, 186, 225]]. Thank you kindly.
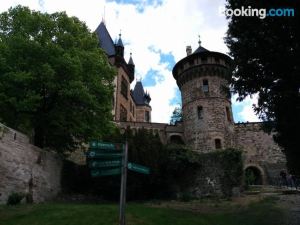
[[172, 41, 234, 152]]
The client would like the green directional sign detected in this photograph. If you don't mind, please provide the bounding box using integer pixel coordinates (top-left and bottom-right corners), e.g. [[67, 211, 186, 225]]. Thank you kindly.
[[88, 160, 122, 168], [91, 168, 121, 177], [128, 162, 150, 175], [89, 141, 124, 151], [87, 151, 123, 158]]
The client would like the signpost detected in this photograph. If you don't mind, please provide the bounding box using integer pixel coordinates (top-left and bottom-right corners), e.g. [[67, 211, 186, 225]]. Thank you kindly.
[[91, 168, 121, 176], [88, 160, 122, 168], [86, 140, 150, 225], [87, 151, 123, 159], [128, 162, 150, 174]]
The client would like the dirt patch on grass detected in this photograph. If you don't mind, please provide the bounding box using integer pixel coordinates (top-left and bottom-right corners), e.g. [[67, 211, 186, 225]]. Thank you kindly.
[[146, 194, 267, 213]]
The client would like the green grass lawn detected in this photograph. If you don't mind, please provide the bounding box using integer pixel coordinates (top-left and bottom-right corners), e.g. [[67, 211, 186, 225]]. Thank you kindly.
[[0, 197, 287, 225]]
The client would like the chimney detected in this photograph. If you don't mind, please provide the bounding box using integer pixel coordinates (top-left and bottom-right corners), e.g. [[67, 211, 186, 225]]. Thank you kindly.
[[186, 46, 192, 56]]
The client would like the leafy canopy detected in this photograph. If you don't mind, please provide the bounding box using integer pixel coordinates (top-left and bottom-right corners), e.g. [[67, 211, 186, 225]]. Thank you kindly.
[[0, 6, 116, 153], [169, 106, 182, 125], [225, 1, 300, 174]]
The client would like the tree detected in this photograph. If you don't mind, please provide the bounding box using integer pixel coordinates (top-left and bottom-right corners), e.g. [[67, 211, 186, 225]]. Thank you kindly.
[[169, 106, 182, 125], [0, 6, 116, 153], [225, 1, 300, 174]]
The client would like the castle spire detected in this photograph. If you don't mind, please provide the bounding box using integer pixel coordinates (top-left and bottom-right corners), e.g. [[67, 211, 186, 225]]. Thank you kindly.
[[198, 35, 201, 47], [116, 30, 124, 47], [128, 52, 135, 65]]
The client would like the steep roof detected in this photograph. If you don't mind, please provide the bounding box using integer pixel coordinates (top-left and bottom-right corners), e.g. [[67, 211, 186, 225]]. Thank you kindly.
[[95, 21, 116, 56], [193, 45, 210, 54], [116, 34, 124, 47], [132, 81, 150, 106], [128, 53, 134, 65]]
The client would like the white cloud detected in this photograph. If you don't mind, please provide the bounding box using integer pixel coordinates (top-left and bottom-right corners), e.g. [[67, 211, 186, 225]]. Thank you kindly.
[[232, 94, 261, 122], [0, 0, 236, 123]]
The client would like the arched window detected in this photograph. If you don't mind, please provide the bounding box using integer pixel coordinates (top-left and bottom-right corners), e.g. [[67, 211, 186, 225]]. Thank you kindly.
[[215, 139, 222, 149], [226, 107, 232, 122], [197, 106, 203, 119], [203, 79, 209, 93]]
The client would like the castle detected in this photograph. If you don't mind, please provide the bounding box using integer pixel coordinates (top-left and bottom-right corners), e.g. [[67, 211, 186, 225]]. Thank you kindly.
[[96, 21, 286, 185], [0, 20, 289, 204]]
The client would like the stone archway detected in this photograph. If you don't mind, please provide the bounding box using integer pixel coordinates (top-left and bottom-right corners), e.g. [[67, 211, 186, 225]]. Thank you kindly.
[[244, 165, 266, 185], [169, 134, 184, 145]]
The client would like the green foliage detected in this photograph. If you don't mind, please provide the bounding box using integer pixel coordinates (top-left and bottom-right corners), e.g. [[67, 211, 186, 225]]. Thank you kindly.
[[62, 127, 243, 199], [218, 149, 243, 197], [6, 192, 24, 205], [225, 1, 300, 175], [0, 6, 115, 153], [169, 107, 183, 125], [199, 149, 243, 197]]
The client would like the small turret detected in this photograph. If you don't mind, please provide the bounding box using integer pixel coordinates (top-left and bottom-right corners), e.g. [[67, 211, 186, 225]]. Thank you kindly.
[[144, 91, 151, 105], [127, 52, 135, 83], [115, 32, 124, 57]]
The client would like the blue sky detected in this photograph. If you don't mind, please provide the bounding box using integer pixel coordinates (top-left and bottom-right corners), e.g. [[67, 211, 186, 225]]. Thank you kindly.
[[0, 0, 260, 123]]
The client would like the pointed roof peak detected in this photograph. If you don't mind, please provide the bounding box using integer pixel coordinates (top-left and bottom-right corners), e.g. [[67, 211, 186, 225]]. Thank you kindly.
[[95, 21, 115, 56], [198, 34, 201, 46], [116, 30, 124, 47], [193, 34, 209, 54], [132, 81, 151, 105], [128, 52, 135, 65]]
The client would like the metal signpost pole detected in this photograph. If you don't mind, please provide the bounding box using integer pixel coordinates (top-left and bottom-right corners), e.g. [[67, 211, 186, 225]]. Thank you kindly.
[[119, 141, 128, 225]]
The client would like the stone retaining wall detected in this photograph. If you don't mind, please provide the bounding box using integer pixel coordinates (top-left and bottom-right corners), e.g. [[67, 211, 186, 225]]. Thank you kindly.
[[0, 123, 62, 204]]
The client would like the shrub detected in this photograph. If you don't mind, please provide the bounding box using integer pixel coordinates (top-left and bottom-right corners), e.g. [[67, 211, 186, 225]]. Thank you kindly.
[[6, 192, 25, 205]]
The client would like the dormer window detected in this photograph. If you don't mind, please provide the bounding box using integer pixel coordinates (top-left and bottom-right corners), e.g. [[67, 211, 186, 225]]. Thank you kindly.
[[203, 79, 209, 93]]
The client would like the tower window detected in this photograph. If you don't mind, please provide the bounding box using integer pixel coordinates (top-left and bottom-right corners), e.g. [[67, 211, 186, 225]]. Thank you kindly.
[[145, 111, 150, 122], [226, 107, 232, 122], [121, 77, 128, 99], [215, 139, 222, 149], [197, 106, 203, 119], [120, 104, 127, 122], [201, 57, 207, 63], [203, 79, 209, 93]]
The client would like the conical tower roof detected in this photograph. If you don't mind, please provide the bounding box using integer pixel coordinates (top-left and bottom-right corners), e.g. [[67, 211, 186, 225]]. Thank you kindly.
[[95, 21, 116, 56]]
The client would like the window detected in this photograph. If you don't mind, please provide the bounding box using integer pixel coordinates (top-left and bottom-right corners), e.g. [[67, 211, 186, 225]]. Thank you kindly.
[[145, 111, 150, 122], [130, 102, 133, 113], [120, 104, 127, 121], [215, 139, 222, 149], [203, 79, 209, 93], [197, 106, 203, 119], [226, 106, 232, 122], [121, 77, 128, 99], [201, 57, 207, 63]]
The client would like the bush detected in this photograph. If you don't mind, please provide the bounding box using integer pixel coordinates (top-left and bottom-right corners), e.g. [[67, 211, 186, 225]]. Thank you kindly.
[[6, 192, 25, 205]]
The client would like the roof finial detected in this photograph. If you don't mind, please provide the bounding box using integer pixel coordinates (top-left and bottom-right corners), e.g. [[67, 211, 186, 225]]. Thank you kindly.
[[102, 6, 106, 25], [198, 35, 201, 46], [119, 29, 122, 38]]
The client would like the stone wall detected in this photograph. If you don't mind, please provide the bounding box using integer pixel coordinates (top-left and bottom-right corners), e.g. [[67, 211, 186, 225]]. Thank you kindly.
[[0, 123, 62, 204], [234, 122, 286, 184], [118, 121, 184, 145]]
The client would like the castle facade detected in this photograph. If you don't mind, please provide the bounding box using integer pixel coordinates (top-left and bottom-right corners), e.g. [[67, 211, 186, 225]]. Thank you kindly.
[[96, 22, 286, 185]]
